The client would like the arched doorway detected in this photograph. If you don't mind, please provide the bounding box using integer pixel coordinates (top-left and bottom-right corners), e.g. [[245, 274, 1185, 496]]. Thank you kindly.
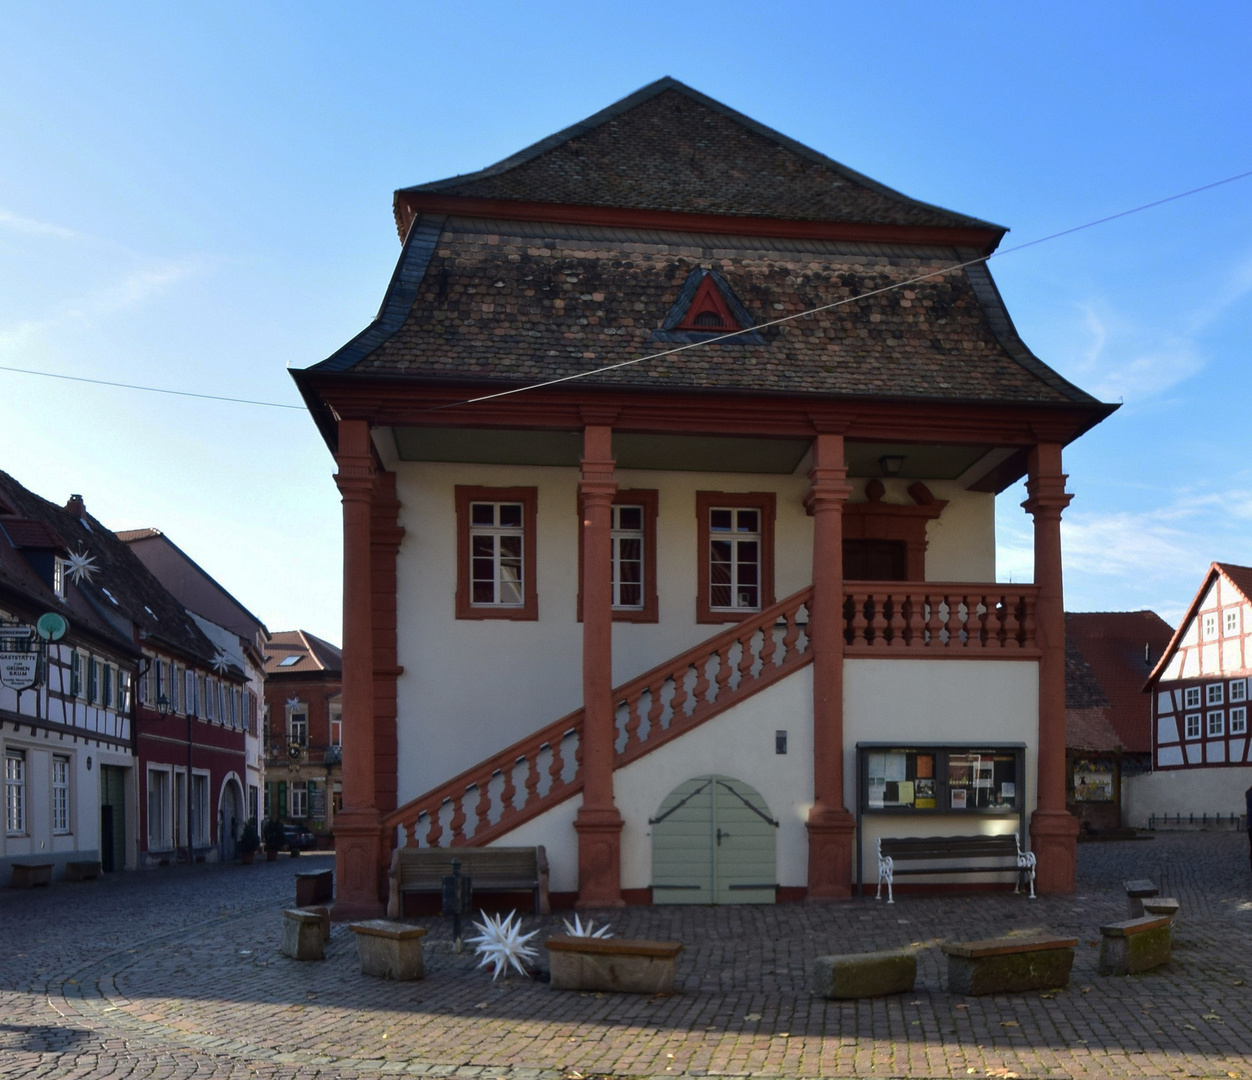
[[651, 774, 777, 904], [218, 775, 245, 861]]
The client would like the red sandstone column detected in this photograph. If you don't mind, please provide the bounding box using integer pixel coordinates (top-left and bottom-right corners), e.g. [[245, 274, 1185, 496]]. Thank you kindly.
[[806, 431, 857, 899], [1024, 442, 1078, 894], [574, 421, 624, 907], [331, 418, 384, 920]]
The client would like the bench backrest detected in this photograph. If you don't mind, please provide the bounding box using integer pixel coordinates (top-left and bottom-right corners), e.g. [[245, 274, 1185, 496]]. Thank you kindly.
[[879, 834, 1019, 860], [396, 846, 540, 888]]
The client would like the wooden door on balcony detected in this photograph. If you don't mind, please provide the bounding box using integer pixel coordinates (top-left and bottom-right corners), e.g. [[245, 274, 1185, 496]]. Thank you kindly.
[[843, 539, 907, 581], [651, 774, 777, 904]]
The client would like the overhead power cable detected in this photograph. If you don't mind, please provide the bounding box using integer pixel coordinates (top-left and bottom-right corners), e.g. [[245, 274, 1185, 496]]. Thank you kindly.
[[1, 168, 1248, 415], [432, 168, 1252, 412]]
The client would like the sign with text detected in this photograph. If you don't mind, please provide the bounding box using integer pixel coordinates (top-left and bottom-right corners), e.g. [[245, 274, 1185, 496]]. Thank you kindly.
[[0, 652, 40, 691]]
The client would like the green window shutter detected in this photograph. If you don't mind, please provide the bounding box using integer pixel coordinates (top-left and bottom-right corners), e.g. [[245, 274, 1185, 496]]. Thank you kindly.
[[278, 781, 287, 819], [87, 659, 98, 702], [264, 783, 271, 819], [71, 654, 81, 697]]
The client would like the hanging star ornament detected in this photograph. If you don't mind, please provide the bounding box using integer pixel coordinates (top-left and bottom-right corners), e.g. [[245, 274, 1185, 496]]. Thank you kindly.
[[466, 910, 539, 980], [562, 913, 613, 939], [64, 548, 98, 586], [212, 650, 231, 674]]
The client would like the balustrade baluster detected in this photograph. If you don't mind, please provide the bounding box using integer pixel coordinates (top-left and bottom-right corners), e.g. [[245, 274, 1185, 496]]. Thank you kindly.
[[669, 666, 691, 721], [422, 809, 440, 848], [946, 594, 965, 647], [449, 791, 468, 844], [623, 691, 643, 750], [712, 643, 735, 701], [738, 628, 757, 684], [975, 595, 991, 647], [1021, 593, 1037, 649], [760, 616, 779, 670], [850, 592, 869, 647], [548, 736, 565, 790], [647, 679, 665, 737], [927, 594, 945, 646], [499, 758, 517, 816], [888, 593, 907, 648], [869, 592, 888, 649], [908, 593, 926, 647], [524, 749, 542, 806], [999, 595, 1018, 648], [475, 775, 492, 832], [691, 652, 712, 708], [782, 607, 802, 658]]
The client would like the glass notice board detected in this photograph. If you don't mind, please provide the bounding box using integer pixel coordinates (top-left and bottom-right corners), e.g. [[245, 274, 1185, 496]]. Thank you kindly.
[[858, 744, 1025, 815]]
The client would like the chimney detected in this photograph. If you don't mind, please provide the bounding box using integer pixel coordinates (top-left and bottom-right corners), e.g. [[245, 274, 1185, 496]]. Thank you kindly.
[[66, 494, 85, 519]]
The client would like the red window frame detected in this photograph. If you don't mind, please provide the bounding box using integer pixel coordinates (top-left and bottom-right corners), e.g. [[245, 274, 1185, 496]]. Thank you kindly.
[[577, 489, 659, 624], [455, 486, 539, 621], [695, 491, 776, 624]]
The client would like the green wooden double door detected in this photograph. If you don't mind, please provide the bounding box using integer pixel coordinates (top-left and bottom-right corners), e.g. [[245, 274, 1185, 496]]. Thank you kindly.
[[651, 774, 777, 904]]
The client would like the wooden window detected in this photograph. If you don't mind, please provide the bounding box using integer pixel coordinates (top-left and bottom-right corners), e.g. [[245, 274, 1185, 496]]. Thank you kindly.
[[52, 755, 70, 835], [1231, 706, 1247, 735], [1206, 683, 1223, 706], [1207, 710, 1224, 737], [577, 489, 659, 623], [290, 707, 308, 747], [191, 772, 210, 847], [147, 767, 172, 850], [696, 492, 776, 624], [118, 671, 131, 712], [1184, 686, 1201, 709], [455, 486, 538, 620], [1203, 613, 1217, 638], [1184, 713, 1201, 739], [1230, 679, 1246, 703], [1225, 609, 1240, 635], [290, 782, 308, 819], [5, 750, 25, 835]]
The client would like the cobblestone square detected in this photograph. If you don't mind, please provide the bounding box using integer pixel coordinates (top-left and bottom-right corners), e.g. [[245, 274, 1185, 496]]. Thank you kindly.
[[2, 832, 1250, 1079]]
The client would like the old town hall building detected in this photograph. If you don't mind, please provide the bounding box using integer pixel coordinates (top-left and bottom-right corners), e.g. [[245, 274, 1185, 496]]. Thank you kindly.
[[292, 79, 1114, 916]]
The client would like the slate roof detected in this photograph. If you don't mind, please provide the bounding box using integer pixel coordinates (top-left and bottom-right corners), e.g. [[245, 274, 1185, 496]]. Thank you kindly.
[[1066, 611, 1175, 754], [401, 79, 998, 231], [307, 219, 1101, 407], [0, 471, 218, 668], [265, 630, 341, 677]]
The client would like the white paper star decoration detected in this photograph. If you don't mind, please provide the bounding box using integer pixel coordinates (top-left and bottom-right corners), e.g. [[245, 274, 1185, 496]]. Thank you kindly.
[[212, 650, 231, 674], [65, 548, 98, 586], [562, 914, 613, 939], [466, 910, 539, 980]]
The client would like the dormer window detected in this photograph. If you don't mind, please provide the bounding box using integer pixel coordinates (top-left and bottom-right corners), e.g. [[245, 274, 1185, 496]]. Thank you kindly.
[[53, 558, 65, 599], [675, 274, 738, 333], [657, 267, 761, 344]]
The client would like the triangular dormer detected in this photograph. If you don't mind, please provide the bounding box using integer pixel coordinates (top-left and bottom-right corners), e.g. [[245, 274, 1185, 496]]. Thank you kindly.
[[655, 268, 763, 344]]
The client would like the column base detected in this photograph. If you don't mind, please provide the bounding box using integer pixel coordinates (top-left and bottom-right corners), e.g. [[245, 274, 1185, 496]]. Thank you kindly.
[[574, 806, 625, 908], [806, 805, 857, 900], [330, 809, 385, 921], [1029, 809, 1080, 895]]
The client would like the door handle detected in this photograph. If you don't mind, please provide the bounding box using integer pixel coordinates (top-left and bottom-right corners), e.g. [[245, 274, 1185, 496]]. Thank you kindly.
[[716, 828, 730, 846]]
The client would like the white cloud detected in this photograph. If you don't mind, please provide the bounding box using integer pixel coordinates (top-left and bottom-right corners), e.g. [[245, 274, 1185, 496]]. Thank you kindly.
[[1074, 303, 1204, 402], [0, 208, 79, 240], [65, 258, 204, 320]]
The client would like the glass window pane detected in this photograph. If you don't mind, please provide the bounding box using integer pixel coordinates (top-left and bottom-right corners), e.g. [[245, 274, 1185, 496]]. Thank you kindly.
[[710, 509, 732, 532], [736, 585, 758, 608], [498, 577, 523, 606], [471, 535, 494, 558], [736, 510, 759, 533], [710, 584, 732, 608], [617, 506, 643, 532], [471, 503, 495, 526], [499, 535, 522, 559], [618, 583, 642, 607], [498, 504, 523, 528], [472, 581, 495, 604]]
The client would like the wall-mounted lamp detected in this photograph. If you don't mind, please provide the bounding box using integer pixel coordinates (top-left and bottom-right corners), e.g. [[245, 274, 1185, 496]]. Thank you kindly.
[[155, 693, 170, 718], [86, 756, 92, 771], [879, 455, 905, 477]]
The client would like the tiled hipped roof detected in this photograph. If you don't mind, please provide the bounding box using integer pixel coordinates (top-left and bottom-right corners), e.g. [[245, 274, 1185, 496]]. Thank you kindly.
[[402, 80, 997, 230], [315, 220, 1097, 405], [265, 630, 342, 677]]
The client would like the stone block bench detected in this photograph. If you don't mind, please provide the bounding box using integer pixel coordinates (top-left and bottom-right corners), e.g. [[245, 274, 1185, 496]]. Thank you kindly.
[[943, 935, 1077, 995], [280, 908, 325, 961], [1124, 878, 1158, 918], [300, 905, 331, 943], [1141, 897, 1180, 924], [812, 949, 916, 999], [1098, 915, 1171, 976], [9, 863, 53, 889], [546, 934, 682, 994], [295, 868, 333, 907], [349, 920, 428, 980], [387, 845, 550, 918], [65, 860, 101, 882]]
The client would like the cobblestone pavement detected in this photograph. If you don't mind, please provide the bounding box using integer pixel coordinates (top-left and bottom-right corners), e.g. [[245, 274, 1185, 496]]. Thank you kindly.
[[2, 833, 1251, 1080]]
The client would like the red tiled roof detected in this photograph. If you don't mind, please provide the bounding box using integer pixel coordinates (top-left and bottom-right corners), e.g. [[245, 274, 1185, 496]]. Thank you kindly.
[[1, 518, 67, 551], [265, 629, 341, 676], [1067, 611, 1174, 753]]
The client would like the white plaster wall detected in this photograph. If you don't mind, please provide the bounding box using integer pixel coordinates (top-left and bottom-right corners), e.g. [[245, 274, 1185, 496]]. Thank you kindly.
[[492, 793, 582, 894], [844, 659, 1038, 885], [392, 459, 1002, 805], [1123, 765, 1252, 826]]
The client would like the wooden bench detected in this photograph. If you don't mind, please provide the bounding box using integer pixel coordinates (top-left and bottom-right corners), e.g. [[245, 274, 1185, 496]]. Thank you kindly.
[[876, 834, 1035, 903], [546, 934, 682, 994], [295, 868, 333, 906], [386, 845, 550, 918], [812, 949, 916, 999], [349, 920, 427, 981], [1098, 915, 1171, 976], [10, 862, 53, 889], [943, 934, 1077, 995]]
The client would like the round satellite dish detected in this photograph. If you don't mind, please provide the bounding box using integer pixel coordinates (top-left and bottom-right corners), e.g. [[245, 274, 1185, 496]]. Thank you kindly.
[[36, 612, 68, 641]]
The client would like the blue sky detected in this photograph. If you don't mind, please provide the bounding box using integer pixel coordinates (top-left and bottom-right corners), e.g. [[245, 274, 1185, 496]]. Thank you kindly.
[[1, 2, 1249, 643]]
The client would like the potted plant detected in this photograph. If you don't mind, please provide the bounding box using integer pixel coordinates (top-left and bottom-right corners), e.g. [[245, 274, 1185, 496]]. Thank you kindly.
[[238, 819, 261, 865], [263, 818, 285, 862]]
